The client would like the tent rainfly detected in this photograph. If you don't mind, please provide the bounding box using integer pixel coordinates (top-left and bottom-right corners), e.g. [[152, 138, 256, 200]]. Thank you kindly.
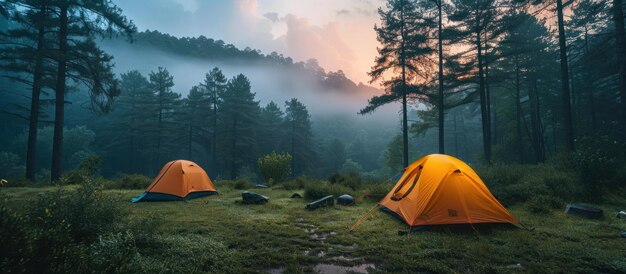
[[131, 160, 217, 202], [379, 154, 517, 226]]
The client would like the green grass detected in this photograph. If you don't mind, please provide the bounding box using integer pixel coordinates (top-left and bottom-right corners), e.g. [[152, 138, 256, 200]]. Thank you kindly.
[[2, 185, 626, 273]]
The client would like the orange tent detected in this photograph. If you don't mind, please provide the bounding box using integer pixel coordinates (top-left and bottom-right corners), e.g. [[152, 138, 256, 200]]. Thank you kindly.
[[379, 154, 517, 226], [131, 160, 217, 202]]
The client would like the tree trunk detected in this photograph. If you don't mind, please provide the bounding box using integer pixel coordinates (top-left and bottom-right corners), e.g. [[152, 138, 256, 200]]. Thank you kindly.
[[129, 101, 135, 173], [437, 0, 445, 154], [212, 90, 217, 175], [231, 114, 237, 179], [400, 0, 409, 168], [157, 88, 163, 169], [529, 78, 544, 162], [515, 54, 523, 164], [129, 128, 135, 173], [26, 2, 46, 181], [484, 31, 493, 146], [453, 112, 458, 155], [556, 0, 575, 150], [476, 30, 491, 163], [613, 0, 626, 134], [188, 125, 192, 160], [291, 117, 296, 175], [50, 4, 68, 182], [583, 26, 597, 130]]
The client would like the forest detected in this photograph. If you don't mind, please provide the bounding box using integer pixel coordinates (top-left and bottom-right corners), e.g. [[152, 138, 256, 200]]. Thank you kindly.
[[0, 0, 625, 273]]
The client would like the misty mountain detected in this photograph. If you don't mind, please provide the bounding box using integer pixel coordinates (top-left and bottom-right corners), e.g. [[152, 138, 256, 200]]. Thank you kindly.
[[104, 30, 379, 93], [98, 30, 391, 117]]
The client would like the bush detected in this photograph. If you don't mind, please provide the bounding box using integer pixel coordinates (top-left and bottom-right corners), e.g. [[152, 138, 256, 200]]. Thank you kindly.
[[304, 180, 353, 200], [79, 154, 102, 176], [59, 154, 104, 185], [234, 177, 253, 190], [59, 169, 90, 185], [31, 179, 123, 243], [0, 195, 31, 272], [109, 174, 152, 189], [477, 163, 579, 205], [525, 195, 564, 214], [282, 176, 308, 190], [90, 231, 140, 273], [567, 136, 626, 198], [327, 171, 363, 190], [0, 178, 134, 272], [363, 182, 392, 195], [258, 152, 292, 185]]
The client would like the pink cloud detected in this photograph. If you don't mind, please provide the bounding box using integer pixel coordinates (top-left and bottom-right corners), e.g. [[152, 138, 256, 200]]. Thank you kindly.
[[278, 14, 356, 77]]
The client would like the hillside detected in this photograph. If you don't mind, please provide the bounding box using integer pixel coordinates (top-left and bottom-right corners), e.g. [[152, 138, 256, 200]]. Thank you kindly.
[[108, 30, 380, 94]]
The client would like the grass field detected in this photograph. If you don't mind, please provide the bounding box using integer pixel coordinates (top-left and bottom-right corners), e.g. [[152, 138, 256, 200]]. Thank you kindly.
[[2, 184, 626, 273]]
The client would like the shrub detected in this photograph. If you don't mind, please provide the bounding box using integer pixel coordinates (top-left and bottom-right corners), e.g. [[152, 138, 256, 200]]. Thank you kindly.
[[327, 171, 363, 190], [304, 180, 353, 200], [90, 231, 140, 273], [476, 163, 525, 190], [59, 155, 104, 185], [258, 152, 292, 185], [525, 195, 564, 214], [567, 136, 626, 198], [542, 169, 582, 201], [0, 196, 31, 272], [31, 179, 123, 243], [234, 177, 253, 190], [79, 154, 102, 176], [1, 179, 130, 272], [363, 182, 392, 195], [477, 163, 580, 205], [109, 174, 152, 189], [0, 178, 153, 272], [59, 169, 90, 185], [282, 176, 309, 190]]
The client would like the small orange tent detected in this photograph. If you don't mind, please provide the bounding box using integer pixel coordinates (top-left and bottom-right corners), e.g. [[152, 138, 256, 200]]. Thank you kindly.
[[379, 154, 517, 226], [131, 160, 217, 202]]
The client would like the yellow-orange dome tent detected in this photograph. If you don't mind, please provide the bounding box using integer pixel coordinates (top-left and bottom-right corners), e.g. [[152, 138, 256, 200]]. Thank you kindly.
[[379, 154, 517, 226], [131, 160, 217, 202]]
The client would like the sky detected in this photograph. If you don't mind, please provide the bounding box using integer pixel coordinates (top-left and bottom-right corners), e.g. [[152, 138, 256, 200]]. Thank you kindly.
[[112, 0, 385, 84]]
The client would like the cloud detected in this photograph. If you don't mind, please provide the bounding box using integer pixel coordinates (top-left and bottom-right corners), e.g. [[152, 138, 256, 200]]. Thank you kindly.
[[336, 9, 351, 15], [112, 0, 380, 83], [354, 7, 374, 16], [277, 14, 357, 78], [263, 12, 280, 23]]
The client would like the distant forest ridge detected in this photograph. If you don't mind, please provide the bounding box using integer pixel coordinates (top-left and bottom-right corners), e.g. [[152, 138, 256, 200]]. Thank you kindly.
[[120, 30, 381, 94]]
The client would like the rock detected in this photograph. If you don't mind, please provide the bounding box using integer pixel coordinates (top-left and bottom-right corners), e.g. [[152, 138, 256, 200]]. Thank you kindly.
[[242, 191, 269, 204], [254, 184, 269, 188], [564, 204, 603, 218], [337, 194, 355, 206], [306, 195, 334, 210], [291, 193, 303, 198], [621, 231, 626, 238], [617, 211, 626, 218]]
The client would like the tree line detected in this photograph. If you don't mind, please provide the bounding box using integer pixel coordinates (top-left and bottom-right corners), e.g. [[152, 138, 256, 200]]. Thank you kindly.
[[98, 67, 316, 179], [363, 0, 626, 165]]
